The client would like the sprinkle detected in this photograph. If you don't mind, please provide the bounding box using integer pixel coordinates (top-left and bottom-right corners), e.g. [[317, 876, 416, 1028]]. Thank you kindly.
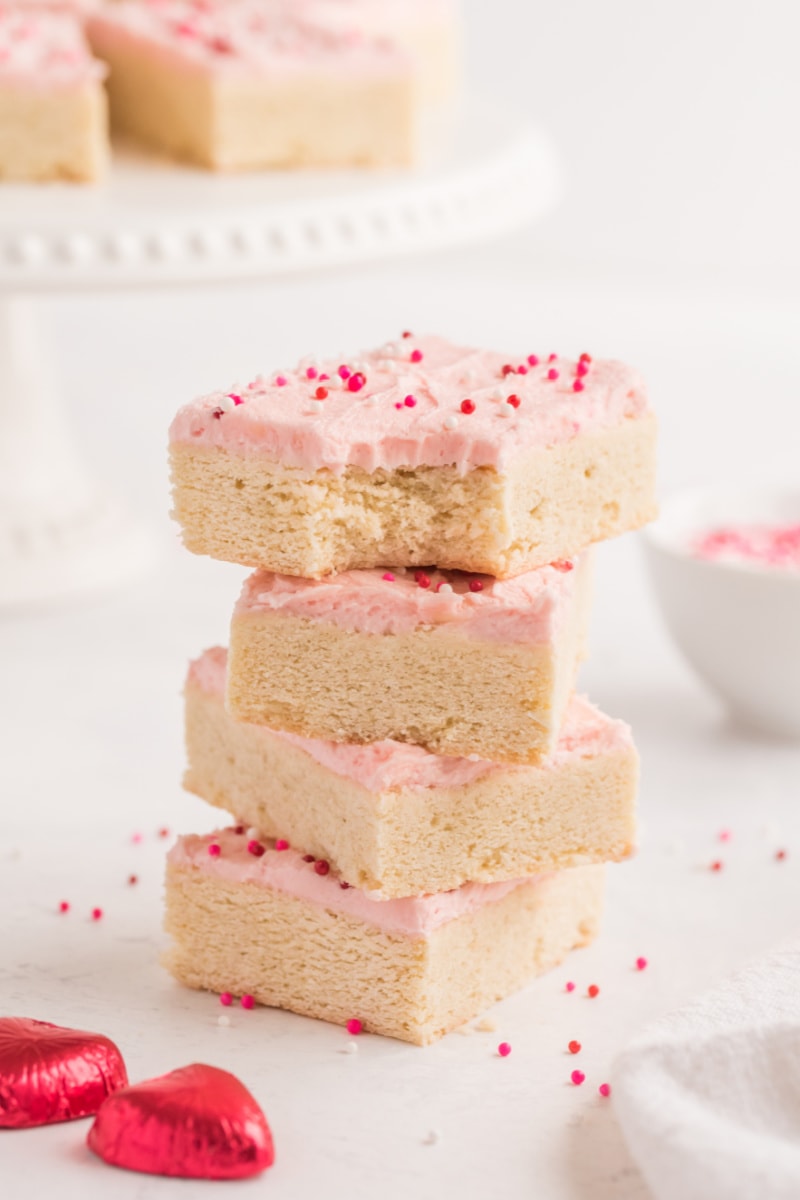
[[302, 854, 315, 863], [315, 386, 328, 399], [718, 829, 732, 842], [394, 402, 403, 409], [565, 981, 576, 993], [208, 843, 221, 858], [468, 579, 483, 593], [497, 1042, 512, 1057], [217, 1015, 231, 1028], [127, 874, 138, 886], [497, 405, 510, 418], [217, 394, 236, 413], [436, 582, 453, 594], [306, 367, 318, 380], [579, 353, 592, 363], [246, 827, 259, 840], [710, 860, 723, 872], [552, 560, 574, 572], [507, 394, 521, 408], [548, 353, 558, 362], [598, 1083, 611, 1097], [461, 399, 475, 414], [422, 1129, 440, 1146], [308, 400, 323, 415], [501, 364, 515, 377], [274, 375, 287, 387], [517, 365, 528, 374], [401, 330, 413, 339], [635, 957, 648, 971], [131, 832, 143, 845], [219, 992, 233, 1007], [338, 365, 351, 380], [571, 1070, 585, 1086], [382, 572, 395, 581], [319, 373, 330, 381], [158, 827, 170, 839], [234, 825, 245, 835], [444, 415, 458, 430], [776, 849, 788, 861], [568, 1040, 581, 1055], [91, 908, 103, 921], [58, 901, 70, 914], [346, 1018, 363, 1036], [348, 372, 366, 393], [587, 985, 600, 998], [275, 839, 289, 851], [573, 380, 585, 392], [247, 840, 266, 857], [404, 394, 417, 407], [576, 361, 589, 377], [314, 860, 330, 876], [240, 994, 255, 1010], [547, 368, 559, 381], [339, 881, 351, 889], [527, 354, 540, 366], [410, 349, 423, 363], [415, 572, 431, 589], [212, 407, 224, 420], [340, 1042, 359, 1054]]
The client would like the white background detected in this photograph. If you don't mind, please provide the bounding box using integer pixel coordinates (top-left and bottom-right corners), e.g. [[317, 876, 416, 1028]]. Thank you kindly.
[[2, 2, 800, 1198]]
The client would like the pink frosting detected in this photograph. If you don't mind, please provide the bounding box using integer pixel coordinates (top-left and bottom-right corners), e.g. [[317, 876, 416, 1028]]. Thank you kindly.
[[88, 0, 411, 80], [692, 524, 800, 572], [234, 555, 587, 641], [188, 647, 634, 791], [168, 335, 649, 475], [169, 827, 529, 933], [0, 10, 106, 85]]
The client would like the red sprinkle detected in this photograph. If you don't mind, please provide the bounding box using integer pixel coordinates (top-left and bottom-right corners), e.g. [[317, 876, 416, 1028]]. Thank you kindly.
[[212, 408, 223, 420], [501, 364, 515, 377], [402, 330, 413, 339], [415, 571, 431, 589], [568, 1040, 581, 1055], [468, 579, 484, 593], [382, 572, 395, 582], [776, 849, 788, 861], [240, 994, 255, 1010], [313, 860, 330, 876], [587, 985, 600, 998], [275, 839, 289, 852], [302, 854, 315, 863], [348, 372, 366, 393], [127, 875, 138, 886], [711, 860, 724, 872], [315, 386, 328, 400], [247, 840, 266, 858], [233, 825, 245, 835], [507, 394, 521, 408], [573, 379, 585, 392], [158, 827, 170, 839], [404, 394, 417, 407], [571, 1070, 585, 1086], [410, 349, 423, 363], [497, 1043, 512, 1057], [58, 901, 70, 914], [346, 1018, 363, 1036], [598, 1083, 611, 1098], [547, 368, 559, 381], [579, 353, 592, 363], [340, 881, 351, 889], [565, 981, 576, 993], [461, 398, 476, 414], [527, 354, 540, 366], [552, 560, 574, 572], [219, 992, 233, 1007], [91, 908, 103, 922], [208, 843, 221, 858], [635, 956, 648, 971]]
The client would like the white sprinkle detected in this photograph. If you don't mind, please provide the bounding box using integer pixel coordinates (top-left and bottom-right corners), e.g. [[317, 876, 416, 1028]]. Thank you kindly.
[[217, 394, 236, 413], [308, 400, 324, 415], [422, 1130, 441, 1146], [438, 583, 454, 595], [217, 1014, 231, 1028], [490, 388, 504, 403], [339, 1041, 359, 1055], [497, 405, 511, 418], [462, 369, 478, 386], [246, 827, 259, 841], [365, 394, 380, 406], [444, 415, 458, 431]]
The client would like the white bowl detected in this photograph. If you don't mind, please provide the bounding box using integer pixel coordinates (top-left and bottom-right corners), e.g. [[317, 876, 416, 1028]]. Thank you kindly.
[[642, 486, 800, 738]]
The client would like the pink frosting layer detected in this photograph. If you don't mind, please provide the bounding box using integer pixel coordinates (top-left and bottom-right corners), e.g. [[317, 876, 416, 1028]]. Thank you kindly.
[[88, 0, 411, 80], [188, 647, 634, 791], [692, 524, 800, 572], [168, 334, 649, 475], [0, 10, 106, 85], [235, 555, 587, 641], [169, 827, 529, 933]]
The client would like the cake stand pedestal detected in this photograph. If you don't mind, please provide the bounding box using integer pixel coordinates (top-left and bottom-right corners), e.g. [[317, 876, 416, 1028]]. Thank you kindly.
[[0, 99, 558, 606]]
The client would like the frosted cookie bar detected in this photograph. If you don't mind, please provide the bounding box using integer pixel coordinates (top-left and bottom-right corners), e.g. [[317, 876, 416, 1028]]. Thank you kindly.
[[169, 335, 657, 577], [227, 556, 591, 763], [86, 0, 416, 170], [165, 827, 605, 1044], [0, 11, 107, 182], [184, 648, 637, 897]]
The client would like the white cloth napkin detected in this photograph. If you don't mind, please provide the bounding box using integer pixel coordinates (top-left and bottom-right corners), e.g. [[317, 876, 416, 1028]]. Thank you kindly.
[[612, 942, 800, 1200]]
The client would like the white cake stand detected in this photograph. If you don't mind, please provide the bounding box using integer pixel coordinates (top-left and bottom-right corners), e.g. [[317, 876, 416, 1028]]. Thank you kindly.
[[0, 98, 558, 606]]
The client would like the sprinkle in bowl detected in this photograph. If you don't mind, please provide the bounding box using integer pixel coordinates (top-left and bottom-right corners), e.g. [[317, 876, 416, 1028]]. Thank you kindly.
[[642, 485, 800, 738]]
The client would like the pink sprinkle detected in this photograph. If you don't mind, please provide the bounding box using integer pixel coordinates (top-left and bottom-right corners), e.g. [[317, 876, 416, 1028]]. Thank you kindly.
[[776, 849, 788, 861], [598, 1083, 611, 1098], [91, 908, 103, 921], [711, 860, 723, 872], [348, 372, 366, 393], [719, 829, 732, 842], [220, 992, 233, 1007], [382, 572, 395, 581], [306, 367, 318, 380], [208, 843, 221, 858], [404, 394, 417, 407], [240, 994, 255, 1010], [394, 402, 403, 409], [338, 365, 351, 380], [346, 1018, 363, 1036], [635, 956, 648, 971], [58, 901, 70, 914], [516, 365, 528, 375], [319, 373, 330, 381], [576, 361, 589, 377], [497, 1042, 512, 1057], [573, 379, 585, 392], [552, 560, 574, 572], [314, 860, 330, 876], [415, 572, 431, 589], [410, 349, 423, 363], [247, 840, 266, 858], [158, 827, 170, 839], [128, 874, 138, 886], [229, 393, 243, 406], [131, 832, 143, 844], [571, 1070, 585, 1086], [547, 368, 559, 381], [527, 354, 540, 366], [275, 376, 287, 387], [565, 981, 576, 993], [275, 839, 289, 851], [548, 353, 558, 362]]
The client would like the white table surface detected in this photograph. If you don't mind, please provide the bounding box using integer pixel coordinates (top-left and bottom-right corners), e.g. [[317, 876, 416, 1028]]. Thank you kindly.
[[1, 246, 799, 1199]]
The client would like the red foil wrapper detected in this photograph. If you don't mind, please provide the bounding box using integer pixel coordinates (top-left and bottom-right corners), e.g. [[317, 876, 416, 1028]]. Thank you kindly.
[[0, 1016, 128, 1129], [87, 1063, 275, 1180]]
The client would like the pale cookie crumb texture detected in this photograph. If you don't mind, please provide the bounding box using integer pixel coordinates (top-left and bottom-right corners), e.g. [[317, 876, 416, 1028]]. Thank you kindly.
[[184, 649, 638, 897], [225, 557, 592, 764], [164, 859, 605, 1045]]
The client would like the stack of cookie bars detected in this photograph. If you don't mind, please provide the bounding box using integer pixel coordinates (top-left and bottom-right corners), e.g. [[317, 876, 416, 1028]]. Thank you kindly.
[[164, 333, 658, 1044]]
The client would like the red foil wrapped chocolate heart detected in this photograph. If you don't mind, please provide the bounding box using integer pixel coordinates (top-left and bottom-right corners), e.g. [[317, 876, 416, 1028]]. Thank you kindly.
[[0, 1016, 128, 1129], [87, 1063, 275, 1179]]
